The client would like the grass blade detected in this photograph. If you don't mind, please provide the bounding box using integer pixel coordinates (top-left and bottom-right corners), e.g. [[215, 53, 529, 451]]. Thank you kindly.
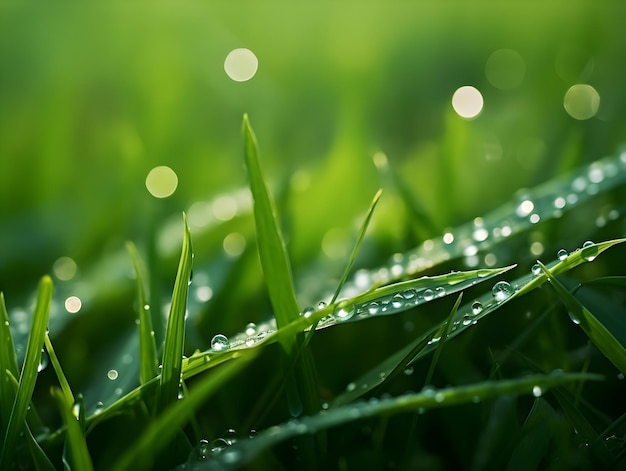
[[0, 292, 19, 434], [424, 293, 462, 386], [208, 372, 601, 469], [0, 275, 53, 469], [4, 370, 56, 471], [159, 213, 193, 412], [538, 260, 626, 374], [44, 333, 74, 407], [331, 188, 383, 304], [242, 114, 300, 351], [305, 188, 382, 346], [126, 241, 159, 385], [113, 351, 257, 471], [51, 389, 94, 471]]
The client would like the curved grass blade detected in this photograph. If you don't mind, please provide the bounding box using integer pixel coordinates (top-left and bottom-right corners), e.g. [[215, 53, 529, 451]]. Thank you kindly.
[[424, 293, 462, 387], [159, 213, 193, 412], [44, 333, 74, 407], [126, 241, 159, 385], [180, 265, 513, 381], [51, 389, 94, 471], [331, 188, 383, 304], [334, 239, 624, 405], [0, 292, 19, 433], [334, 152, 626, 296], [305, 188, 382, 345], [112, 351, 257, 471], [204, 372, 601, 470], [538, 260, 626, 374], [242, 114, 300, 352], [0, 275, 53, 470]]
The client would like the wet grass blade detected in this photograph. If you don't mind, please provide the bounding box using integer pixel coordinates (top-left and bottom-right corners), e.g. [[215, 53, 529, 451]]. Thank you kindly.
[[0, 275, 53, 470], [159, 213, 193, 412], [113, 351, 257, 471], [126, 241, 159, 385], [538, 260, 626, 374], [209, 372, 601, 469], [51, 388, 94, 471], [334, 239, 624, 406], [242, 114, 300, 352], [424, 293, 462, 386], [0, 292, 19, 434]]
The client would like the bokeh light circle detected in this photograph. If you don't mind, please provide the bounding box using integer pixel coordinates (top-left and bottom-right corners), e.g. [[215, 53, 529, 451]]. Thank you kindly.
[[564, 84, 600, 120], [224, 48, 258, 82], [145, 166, 178, 198], [452, 86, 484, 119]]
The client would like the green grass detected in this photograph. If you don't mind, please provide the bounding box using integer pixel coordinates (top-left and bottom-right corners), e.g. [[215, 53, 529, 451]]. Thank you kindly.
[[2, 116, 626, 469], [2, 4, 626, 469]]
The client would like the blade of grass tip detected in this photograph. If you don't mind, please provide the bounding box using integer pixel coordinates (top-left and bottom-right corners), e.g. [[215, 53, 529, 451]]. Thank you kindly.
[[4, 370, 56, 471], [423, 293, 463, 387], [537, 261, 626, 374], [51, 388, 94, 471], [305, 188, 382, 346], [159, 213, 193, 412], [242, 114, 300, 351], [0, 292, 20, 433], [126, 241, 159, 385], [0, 275, 52, 470], [113, 351, 257, 471]]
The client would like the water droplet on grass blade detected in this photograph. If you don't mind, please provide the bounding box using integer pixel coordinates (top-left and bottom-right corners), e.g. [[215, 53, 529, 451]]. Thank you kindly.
[[244, 323, 257, 336], [492, 281, 514, 302], [557, 249, 568, 260], [334, 303, 355, 322], [471, 301, 483, 314], [211, 334, 230, 351], [581, 240, 598, 261], [531, 264, 541, 276], [423, 289, 435, 301], [532, 385, 542, 397]]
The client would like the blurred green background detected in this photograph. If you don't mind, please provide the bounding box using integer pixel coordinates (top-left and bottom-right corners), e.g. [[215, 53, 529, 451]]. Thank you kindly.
[[2, 2, 625, 290]]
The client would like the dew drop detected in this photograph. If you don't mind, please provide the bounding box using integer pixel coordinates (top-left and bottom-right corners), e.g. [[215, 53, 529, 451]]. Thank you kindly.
[[471, 301, 483, 315], [462, 314, 472, 326], [400, 289, 417, 300], [581, 240, 597, 261], [532, 385, 542, 397], [367, 302, 380, 315], [317, 301, 327, 310], [211, 334, 230, 352], [531, 263, 542, 276], [557, 249, 568, 261], [423, 289, 435, 301], [492, 281, 514, 302], [391, 294, 404, 309], [334, 303, 355, 322], [403, 366, 414, 376], [346, 382, 356, 392], [435, 287, 445, 298], [38, 350, 49, 373], [245, 323, 257, 336]]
